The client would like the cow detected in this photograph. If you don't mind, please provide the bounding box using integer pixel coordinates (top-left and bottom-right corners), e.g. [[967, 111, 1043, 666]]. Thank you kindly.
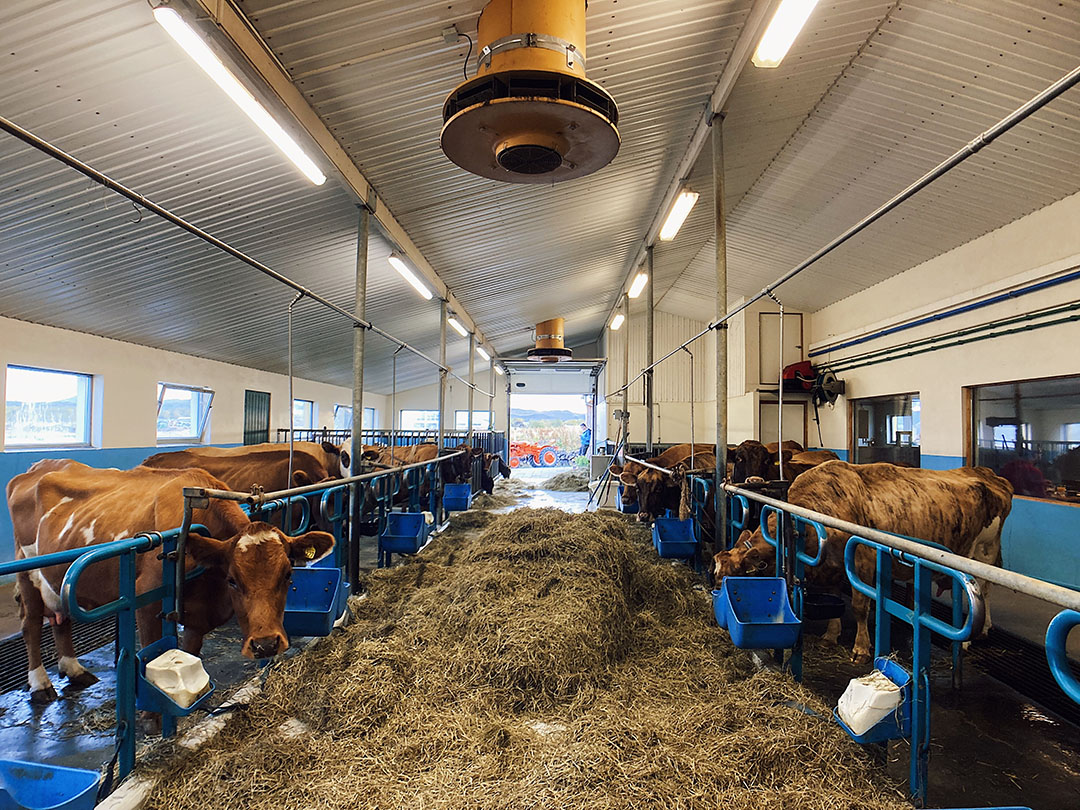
[[712, 461, 1013, 664], [780, 449, 842, 479], [481, 453, 512, 495], [730, 440, 805, 483], [998, 458, 1050, 498], [609, 444, 716, 521], [142, 446, 336, 493], [8, 460, 335, 703]]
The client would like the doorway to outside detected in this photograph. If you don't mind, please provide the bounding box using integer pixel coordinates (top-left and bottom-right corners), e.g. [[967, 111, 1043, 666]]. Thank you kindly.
[[509, 393, 591, 479]]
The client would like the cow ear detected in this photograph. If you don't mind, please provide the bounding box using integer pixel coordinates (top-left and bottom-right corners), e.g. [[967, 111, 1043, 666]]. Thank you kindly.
[[362, 450, 380, 462], [293, 470, 313, 486], [737, 530, 752, 546], [286, 531, 335, 564], [339, 450, 350, 469], [186, 534, 231, 570], [609, 464, 623, 476], [321, 441, 338, 455], [619, 472, 637, 486]]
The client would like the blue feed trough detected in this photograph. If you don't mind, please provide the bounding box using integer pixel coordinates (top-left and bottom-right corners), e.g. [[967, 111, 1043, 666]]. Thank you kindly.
[[379, 512, 429, 555], [443, 483, 473, 512], [312, 556, 349, 621], [652, 518, 697, 559], [615, 485, 638, 514], [834, 657, 913, 744], [711, 589, 727, 629], [135, 637, 216, 717], [718, 577, 801, 649], [0, 759, 100, 810], [284, 566, 343, 637]]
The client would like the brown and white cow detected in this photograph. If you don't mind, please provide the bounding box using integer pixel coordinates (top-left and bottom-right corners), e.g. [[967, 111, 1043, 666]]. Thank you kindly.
[[8, 460, 334, 702], [142, 445, 336, 493], [712, 461, 1013, 663], [610, 444, 716, 521]]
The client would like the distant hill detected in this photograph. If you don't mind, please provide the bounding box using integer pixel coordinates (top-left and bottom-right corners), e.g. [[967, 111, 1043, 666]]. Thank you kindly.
[[510, 408, 583, 425]]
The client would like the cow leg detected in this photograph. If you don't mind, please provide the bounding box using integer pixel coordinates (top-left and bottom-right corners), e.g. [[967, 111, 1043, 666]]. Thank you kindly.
[[51, 620, 98, 690], [851, 589, 873, 665], [967, 519, 1002, 638], [822, 618, 841, 645], [17, 572, 57, 703]]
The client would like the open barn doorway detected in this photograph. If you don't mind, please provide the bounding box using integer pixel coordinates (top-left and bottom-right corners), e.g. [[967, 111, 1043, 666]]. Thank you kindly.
[[509, 393, 592, 483]]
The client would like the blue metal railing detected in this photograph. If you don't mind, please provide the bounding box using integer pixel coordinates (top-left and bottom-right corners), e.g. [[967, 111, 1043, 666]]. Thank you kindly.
[[1046, 609, 1080, 705], [844, 534, 984, 805]]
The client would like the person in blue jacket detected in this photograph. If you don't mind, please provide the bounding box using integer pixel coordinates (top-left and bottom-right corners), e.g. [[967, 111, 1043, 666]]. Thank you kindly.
[[579, 423, 592, 456]]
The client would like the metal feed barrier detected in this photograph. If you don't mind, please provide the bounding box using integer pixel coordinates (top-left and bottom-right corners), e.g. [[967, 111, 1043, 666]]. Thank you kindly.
[[0, 448, 479, 797], [277, 428, 507, 459], [699, 477, 1080, 806]]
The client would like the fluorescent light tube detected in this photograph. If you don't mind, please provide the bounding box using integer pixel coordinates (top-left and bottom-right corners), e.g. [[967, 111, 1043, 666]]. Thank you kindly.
[[658, 189, 699, 241], [494, 365, 505, 376], [388, 253, 433, 300], [609, 313, 625, 331], [627, 272, 649, 299], [476, 346, 491, 361], [154, 6, 326, 185], [752, 0, 820, 68], [448, 317, 469, 337]]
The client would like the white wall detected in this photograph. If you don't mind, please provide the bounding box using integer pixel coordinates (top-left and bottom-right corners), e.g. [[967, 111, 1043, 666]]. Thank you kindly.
[[0, 316, 387, 449], [808, 190, 1080, 460]]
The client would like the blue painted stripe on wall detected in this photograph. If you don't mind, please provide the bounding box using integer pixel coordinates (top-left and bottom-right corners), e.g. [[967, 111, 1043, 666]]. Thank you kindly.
[[0, 445, 237, 568], [919, 454, 965, 471]]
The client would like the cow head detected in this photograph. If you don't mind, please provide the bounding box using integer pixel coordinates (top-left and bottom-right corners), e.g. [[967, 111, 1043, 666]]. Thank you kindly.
[[732, 441, 773, 483], [712, 529, 773, 583], [321, 441, 351, 477], [186, 522, 335, 659], [480, 453, 511, 494]]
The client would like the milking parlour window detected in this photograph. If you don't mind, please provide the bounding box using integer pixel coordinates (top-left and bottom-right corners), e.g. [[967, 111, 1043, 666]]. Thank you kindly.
[[5, 365, 93, 448], [292, 399, 316, 430], [969, 375, 1080, 501], [157, 383, 214, 444], [455, 410, 492, 431], [851, 393, 920, 467]]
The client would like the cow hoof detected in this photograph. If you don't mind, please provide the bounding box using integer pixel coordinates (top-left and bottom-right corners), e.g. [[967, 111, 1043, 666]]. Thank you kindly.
[[850, 651, 872, 666], [30, 685, 59, 704], [65, 671, 99, 690]]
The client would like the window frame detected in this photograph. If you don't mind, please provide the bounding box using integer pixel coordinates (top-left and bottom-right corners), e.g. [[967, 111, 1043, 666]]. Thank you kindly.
[[4, 364, 94, 449], [966, 373, 1080, 501], [399, 409, 440, 431], [333, 404, 376, 431], [292, 398, 316, 430], [848, 391, 921, 467], [454, 410, 492, 431], [156, 382, 215, 445]]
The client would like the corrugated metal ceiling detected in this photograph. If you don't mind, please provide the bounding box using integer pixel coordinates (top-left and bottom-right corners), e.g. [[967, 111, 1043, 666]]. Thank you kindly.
[[1, 0, 1077, 393], [656, 0, 1080, 321]]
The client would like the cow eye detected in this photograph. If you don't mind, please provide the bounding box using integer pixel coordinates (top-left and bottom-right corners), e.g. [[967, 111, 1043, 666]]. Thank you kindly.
[[227, 576, 239, 590]]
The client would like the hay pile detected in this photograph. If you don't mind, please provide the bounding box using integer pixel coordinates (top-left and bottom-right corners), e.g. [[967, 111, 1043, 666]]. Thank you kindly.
[[144, 509, 905, 810], [540, 468, 590, 491]]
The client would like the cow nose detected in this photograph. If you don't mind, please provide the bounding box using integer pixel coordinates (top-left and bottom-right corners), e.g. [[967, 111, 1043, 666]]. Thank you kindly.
[[249, 635, 283, 659]]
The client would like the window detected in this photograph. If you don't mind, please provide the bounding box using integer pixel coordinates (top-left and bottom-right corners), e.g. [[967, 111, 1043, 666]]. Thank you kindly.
[[455, 410, 492, 431], [852, 393, 920, 467], [334, 405, 375, 430], [400, 409, 440, 431], [970, 376, 1080, 500], [5, 365, 93, 447], [292, 399, 315, 430], [157, 383, 214, 443]]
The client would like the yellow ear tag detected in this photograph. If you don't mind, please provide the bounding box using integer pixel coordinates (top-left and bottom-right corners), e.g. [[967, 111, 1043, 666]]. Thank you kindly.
[[304, 546, 316, 560]]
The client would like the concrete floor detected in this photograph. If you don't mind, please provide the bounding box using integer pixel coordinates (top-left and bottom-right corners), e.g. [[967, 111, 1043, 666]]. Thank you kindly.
[[1, 486, 1077, 809]]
